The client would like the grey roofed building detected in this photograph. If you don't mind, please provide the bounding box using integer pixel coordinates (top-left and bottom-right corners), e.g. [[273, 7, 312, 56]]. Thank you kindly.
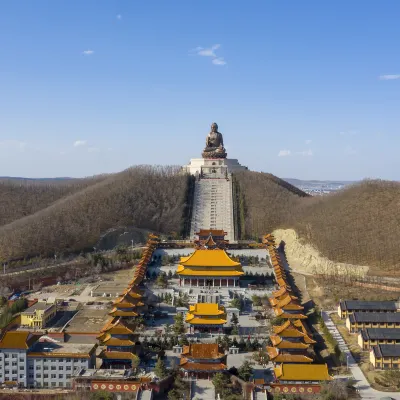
[[340, 300, 397, 311], [338, 300, 398, 318], [372, 344, 400, 358], [349, 312, 400, 324], [361, 328, 400, 341]]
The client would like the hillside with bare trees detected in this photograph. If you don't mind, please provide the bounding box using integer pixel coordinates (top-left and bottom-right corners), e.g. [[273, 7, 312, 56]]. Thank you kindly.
[[0, 176, 108, 227], [233, 171, 308, 240], [293, 180, 400, 272], [234, 172, 400, 272], [0, 166, 189, 261]]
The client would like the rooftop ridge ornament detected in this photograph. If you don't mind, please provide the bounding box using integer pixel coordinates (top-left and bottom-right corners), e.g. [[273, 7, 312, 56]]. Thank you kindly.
[[202, 122, 227, 159]]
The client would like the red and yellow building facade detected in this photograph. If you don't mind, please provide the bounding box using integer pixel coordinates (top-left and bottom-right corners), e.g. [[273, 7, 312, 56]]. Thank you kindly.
[[97, 234, 158, 371], [264, 234, 331, 393], [176, 249, 244, 288], [179, 343, 227, 379], [185, 303, 227, 333]]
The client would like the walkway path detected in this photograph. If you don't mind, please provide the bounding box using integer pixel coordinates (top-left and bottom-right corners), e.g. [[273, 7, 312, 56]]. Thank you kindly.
[[191, 380, 215, 400], [322, 311, 400, 399]]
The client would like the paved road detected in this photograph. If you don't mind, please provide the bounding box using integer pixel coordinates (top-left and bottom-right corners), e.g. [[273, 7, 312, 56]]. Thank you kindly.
[[322, 311, 400, 399], [192, 380, 215, 400]]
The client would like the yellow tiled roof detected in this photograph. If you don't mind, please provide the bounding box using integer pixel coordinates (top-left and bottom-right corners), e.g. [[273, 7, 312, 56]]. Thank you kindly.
[[176, 265, 244, 276], [101, 335, 135, 347], [185, 315, 227, 325], [270, 335, 310, 349], [189, 303, 225, 316], [179, 249, 241, 267], [274, 308, 307, 319], [99, 350, 139, 361], [274, 363, 332, 381], [182, 343, 224, 359], [100, 318, 136, 335], [109, 308, 138, 317], [0, 332, 39, 350], [267, 347, 313, 363]]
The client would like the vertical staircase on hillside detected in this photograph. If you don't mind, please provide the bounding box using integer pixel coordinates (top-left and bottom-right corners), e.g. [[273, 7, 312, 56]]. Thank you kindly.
[[189, 173, 235, 242]]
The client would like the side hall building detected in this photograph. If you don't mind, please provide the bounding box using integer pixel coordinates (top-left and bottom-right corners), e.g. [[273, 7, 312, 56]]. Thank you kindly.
[[370, 344, 400, 369], [338, 300, 398, 319], [359, 328, 400, 350], [346, 312, 400, 333]]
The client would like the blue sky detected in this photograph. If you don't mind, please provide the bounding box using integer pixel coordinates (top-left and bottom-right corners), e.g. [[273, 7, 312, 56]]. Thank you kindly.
[[1, 1, 400, 180]]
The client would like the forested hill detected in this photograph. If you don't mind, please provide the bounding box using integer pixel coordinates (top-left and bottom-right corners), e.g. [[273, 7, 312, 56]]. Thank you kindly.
[[0, 176, 108, 227], [292, 180, 400, 272], [234, 172, 400, 272], [0, 166, 189, 260], [233, 171, 308, 240]]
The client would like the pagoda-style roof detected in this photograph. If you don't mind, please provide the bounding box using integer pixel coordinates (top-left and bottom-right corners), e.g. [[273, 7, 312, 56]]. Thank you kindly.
[[109, 308, 139, 318], [270, 335, 310, 349], [100, 334, 136, 347], [113, 295, 144, 308], [186, 315, 227, 325], [180, 359, 226, 371], [122, 286, 145, 298], [179, 249, 241, 267], [274, 363, 332, 382], [99, 318, 136, 335], [272, 287, 293, 299], [188, 303, 225, 316], [274, 308, 307, 319], [185, 304, 227, 324], [177, 266, 244, 277], [272, 321, 315, 343], [267, 347, 313, 363], [99, 350, 139, 361], [182, 343, 224, 359], [275, 295, 304, 311], [197, 229, 226, 237], [204, 234, 217, 247]]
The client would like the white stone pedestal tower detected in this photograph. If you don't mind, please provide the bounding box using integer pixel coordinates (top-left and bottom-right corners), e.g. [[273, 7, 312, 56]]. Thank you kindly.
[[183, 123, 247, 242]]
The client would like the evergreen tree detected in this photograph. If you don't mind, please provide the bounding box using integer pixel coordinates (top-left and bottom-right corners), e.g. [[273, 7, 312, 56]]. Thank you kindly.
[[154, 358, 168, 378], [238, 361, 254, 381], [173, 313, 185, 335]]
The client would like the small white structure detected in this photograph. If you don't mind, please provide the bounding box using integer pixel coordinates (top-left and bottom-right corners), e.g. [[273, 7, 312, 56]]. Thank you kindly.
[[183, 158, 247, 176], [173, 345, 183, 354]]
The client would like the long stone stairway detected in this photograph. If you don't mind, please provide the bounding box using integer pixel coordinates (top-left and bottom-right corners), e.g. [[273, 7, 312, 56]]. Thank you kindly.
[[189, 173, 235, 242]]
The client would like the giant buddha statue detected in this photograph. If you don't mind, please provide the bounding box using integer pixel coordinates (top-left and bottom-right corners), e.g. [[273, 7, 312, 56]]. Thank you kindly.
[[202, 122, 227, 159]]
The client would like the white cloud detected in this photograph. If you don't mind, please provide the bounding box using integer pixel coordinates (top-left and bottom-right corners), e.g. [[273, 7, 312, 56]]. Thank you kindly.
[[379, 74, 400, 80], [190, 44, 227, 66], [82, 50, 94, 56], [297, 149, 313, 157], [212, 57, 226, 66], [344, 146, 357, 155], [305, 139, 312, 144], [278, 149, 291, 157], [0, 140, 27, 151], [88, 147, 100, 153], [193, 44, 220, 57], [73, 140, 87, 147], [116, 14, 122, 20]]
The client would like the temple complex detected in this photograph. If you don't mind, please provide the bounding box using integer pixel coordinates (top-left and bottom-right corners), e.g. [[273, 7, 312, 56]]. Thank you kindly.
[[177, 248, 244, 288], [179, 343, 227, 379]]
